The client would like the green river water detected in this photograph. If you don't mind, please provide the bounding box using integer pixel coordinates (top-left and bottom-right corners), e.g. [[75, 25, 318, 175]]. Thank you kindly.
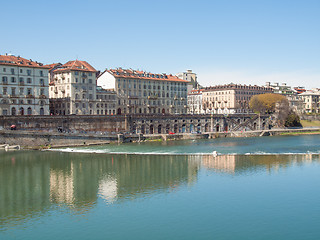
[[0, 135, 320, 239]]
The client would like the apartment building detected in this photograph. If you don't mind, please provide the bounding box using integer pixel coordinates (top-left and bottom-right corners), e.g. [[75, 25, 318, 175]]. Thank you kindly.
[[97, 68, 189, 115], [95, 86, 117, 115], [187, 89, 204, 114], [0, 54, 50, 116], [299, 90, 320, 113], [176, 69, 200, 90], [49, 60, 98, 115], [202, 84, 273, 114]]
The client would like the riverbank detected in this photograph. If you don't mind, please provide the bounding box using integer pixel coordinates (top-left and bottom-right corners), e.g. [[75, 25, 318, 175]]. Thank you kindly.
[[1, 127, 320, 150]]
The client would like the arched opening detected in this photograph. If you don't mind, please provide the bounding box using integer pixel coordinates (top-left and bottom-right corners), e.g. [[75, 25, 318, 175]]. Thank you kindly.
[[158, 124, 162, 134], [190, 124, 194, 133], [117, 108, 122, 115], [253, 122, 257, 130], [11, 107, 16, 116], [166, 124, 170, 133], [224, 124, 228, 132], [141, 125, 145, 134], [182, 124, 186, 133], [197, 124, 201, 133], [174, 124, 178, 133], [216, 124, 220, 132], [205, 123, 209, 132], [19, 107, 24, 115], [162, 108, 165, 114], [40, 108, 44, 115], [132, 125, 136, 134], [149, 124, 154, 134], [262, 122, 266, 129]]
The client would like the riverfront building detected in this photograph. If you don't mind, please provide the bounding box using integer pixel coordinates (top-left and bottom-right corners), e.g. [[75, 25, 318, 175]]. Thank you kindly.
[[187, 89, 205, 114], [299, 90, 320, 113], [97, 68, 189, 115], [202, 84, 273, 114], [48, 60, 98, 115], [0, 54, 50, 116]]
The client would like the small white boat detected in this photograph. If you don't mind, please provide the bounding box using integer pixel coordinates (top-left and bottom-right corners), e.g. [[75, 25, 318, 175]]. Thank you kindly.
[[0, 144, 9, 149], [5, 145, 21, 151]]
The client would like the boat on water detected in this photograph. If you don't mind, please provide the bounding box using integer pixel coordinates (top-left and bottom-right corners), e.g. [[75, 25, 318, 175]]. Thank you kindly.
[[4, 145, 21, 151], [0, 144, 9, 149]]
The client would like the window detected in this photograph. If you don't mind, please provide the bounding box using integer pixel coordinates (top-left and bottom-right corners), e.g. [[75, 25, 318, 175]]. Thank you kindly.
[[19, 88, 24, 95], [27, 69, 31, 76], [75, 71, 79, 75], [11, 77, 16, 83], [89, 72, 92, 76], [3, 87, 7, 95], [40, 70, 43, 76], [27, 78, 32, 83], [27, 88, 32, 95], [40, 79, 44, 86], [89, 79, 92, 84], [2, 76, 8, 84], [11, 88, 16, 96], [76, 78, 78, 83], [3, 68, 6, 72], [40, 89, 44, 95], [20, 69, 23, 73], [11, 68, 14, 74]]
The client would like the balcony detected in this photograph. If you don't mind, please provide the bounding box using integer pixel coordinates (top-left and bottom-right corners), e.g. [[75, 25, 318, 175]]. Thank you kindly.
[[128, 95, 139, 99], [148, 96, 158, 100], [9, 94, 18, 98], [19, 82, 25, 86], [39, 95, 47, 99], [26, 94, 34, 98]]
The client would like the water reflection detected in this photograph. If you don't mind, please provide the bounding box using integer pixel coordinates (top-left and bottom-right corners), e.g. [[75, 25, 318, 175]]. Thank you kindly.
[[0, 151, 319, 229]]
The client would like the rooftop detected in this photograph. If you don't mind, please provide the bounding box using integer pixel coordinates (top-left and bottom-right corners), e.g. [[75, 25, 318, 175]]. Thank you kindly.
[[106, 68, 188, 83], [53, 60, 97, 73], [0, 54, 49, 69]]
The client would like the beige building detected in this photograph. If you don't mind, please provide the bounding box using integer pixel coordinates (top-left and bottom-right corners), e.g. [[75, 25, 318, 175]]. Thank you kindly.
[[97, 68, 189, 115], [299, 90, 320, 113], [49, 60, 98, 115], [0, 54, 50, 116], [202, 84, 273, 114], [95, 86, 117, 115], [176, 69, 200, 91]]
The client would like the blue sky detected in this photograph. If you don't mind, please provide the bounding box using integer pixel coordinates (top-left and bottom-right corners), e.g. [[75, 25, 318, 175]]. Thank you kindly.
[[1, 0, 319, 88]]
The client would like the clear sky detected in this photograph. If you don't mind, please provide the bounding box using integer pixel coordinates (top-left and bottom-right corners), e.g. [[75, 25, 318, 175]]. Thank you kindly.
[[1, 0, 319, 89]]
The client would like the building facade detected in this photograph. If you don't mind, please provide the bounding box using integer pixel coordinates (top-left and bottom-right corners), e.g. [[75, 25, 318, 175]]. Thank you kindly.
[[49, 60, 98, 115], [202, 84, 273, 114], [95, 86, 117, 115], [176, 69, 201, 90], [0, 54, 50, 116], [97, 68, 189, 115], [299, 90, 320, 113], [187, 89, 204, 114]]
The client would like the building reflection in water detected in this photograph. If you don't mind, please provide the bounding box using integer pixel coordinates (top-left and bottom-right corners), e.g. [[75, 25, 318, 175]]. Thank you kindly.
[[0, 150, 319, 229]]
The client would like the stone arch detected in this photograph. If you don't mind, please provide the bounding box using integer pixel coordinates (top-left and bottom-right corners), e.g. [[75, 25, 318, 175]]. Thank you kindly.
[[11, 107, 16, 116], [216, 124, 220, 132], [165, 124, 170, 133], [19, 107, 24, 115], [174, 124, 178, 133], [40, 108, 44, 115], [158, 124, 162, 134], [117, 108, 122, 115], [149, 124, 154, 134], [204, 123, 210, 132], [141, 124, 145, 134], [190, 123, 194, 133]]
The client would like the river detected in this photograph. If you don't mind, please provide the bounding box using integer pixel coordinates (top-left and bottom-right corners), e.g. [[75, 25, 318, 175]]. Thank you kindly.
[[0, 135, 320, 240]]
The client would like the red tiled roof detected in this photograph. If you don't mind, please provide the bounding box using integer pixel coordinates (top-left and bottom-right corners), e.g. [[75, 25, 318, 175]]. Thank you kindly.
[[53, 60, 97, 73], [107, 68, 188, 83], [0, 54, 49, 69]]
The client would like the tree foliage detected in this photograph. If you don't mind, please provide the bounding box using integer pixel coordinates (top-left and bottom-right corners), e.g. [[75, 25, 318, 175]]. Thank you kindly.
[[249, 93, 288, 113], [285, 112, 302, 127]]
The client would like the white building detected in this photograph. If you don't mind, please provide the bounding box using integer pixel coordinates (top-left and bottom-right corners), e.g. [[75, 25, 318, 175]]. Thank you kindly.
[[48, 60, 97, 115], [187, 89, 204, 114], [0, 54, 50, 115], [97, 68, 189, 115]]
